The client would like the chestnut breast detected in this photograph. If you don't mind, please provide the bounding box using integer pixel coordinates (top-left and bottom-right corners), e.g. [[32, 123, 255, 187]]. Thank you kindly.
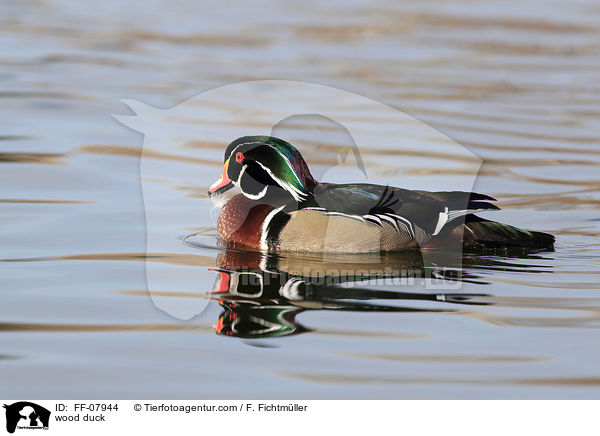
[[217, 194, 274, 249]]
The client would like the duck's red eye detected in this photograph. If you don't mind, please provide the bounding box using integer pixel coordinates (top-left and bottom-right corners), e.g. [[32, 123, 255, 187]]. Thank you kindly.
[[235, 152, 244, 163]]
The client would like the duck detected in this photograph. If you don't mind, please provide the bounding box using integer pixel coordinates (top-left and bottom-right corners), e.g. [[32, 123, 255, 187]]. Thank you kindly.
[[208, 136, 555, 253]]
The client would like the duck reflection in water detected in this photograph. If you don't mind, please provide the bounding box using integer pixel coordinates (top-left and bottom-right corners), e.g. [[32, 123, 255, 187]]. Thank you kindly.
[[207, 247, 513, 339]]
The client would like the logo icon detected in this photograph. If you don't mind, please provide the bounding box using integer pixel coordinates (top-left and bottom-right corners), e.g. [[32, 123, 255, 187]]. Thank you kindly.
[[3, 402, 50, 434]]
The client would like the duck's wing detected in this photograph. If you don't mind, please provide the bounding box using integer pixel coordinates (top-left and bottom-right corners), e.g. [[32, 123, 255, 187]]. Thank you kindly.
[[301, 183, 499, 238]]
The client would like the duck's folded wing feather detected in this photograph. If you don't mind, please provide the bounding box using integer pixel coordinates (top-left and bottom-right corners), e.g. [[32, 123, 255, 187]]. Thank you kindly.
[[302, 183, 499, 237]]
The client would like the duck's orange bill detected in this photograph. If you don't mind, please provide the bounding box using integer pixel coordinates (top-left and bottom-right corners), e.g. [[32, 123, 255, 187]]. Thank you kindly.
[[209, 158, 231, 193]]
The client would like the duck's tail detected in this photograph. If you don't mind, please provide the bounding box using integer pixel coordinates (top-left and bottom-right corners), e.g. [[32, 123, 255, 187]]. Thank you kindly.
[[461, 215, 555, 250]]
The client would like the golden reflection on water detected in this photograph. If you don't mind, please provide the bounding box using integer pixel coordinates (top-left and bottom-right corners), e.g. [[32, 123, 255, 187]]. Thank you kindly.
[[340, 353, 549, 363], [78, 144, 221, 166], [0, 322, 211, 332], [0, 152, 67, 165], [0, 199, 93, 204], [276, 373, 600, 387]]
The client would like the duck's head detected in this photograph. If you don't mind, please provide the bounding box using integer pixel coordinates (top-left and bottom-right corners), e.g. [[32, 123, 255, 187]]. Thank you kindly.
[[208, 136, 317, 202]]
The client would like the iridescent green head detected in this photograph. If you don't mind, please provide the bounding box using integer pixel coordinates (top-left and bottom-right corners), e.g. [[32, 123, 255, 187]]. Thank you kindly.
[[208, 136, 317, 202]]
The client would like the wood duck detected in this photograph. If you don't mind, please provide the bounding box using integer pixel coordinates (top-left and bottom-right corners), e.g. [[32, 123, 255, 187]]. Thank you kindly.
[[208, 136, 555, 253]]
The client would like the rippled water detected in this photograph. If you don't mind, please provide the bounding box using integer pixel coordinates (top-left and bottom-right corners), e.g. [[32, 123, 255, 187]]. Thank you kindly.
[[1, 0, 600, 398]]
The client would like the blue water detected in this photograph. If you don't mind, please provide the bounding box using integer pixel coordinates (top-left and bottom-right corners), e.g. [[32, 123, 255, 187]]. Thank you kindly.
[[1, 0, 600, 399]]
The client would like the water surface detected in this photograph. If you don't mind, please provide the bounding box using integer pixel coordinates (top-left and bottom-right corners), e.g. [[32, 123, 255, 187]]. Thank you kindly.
[[1, 0, 600, 399]]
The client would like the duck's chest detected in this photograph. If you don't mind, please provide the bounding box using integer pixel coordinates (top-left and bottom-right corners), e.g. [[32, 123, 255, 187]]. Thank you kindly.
[[217, 195, 274, 249]]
